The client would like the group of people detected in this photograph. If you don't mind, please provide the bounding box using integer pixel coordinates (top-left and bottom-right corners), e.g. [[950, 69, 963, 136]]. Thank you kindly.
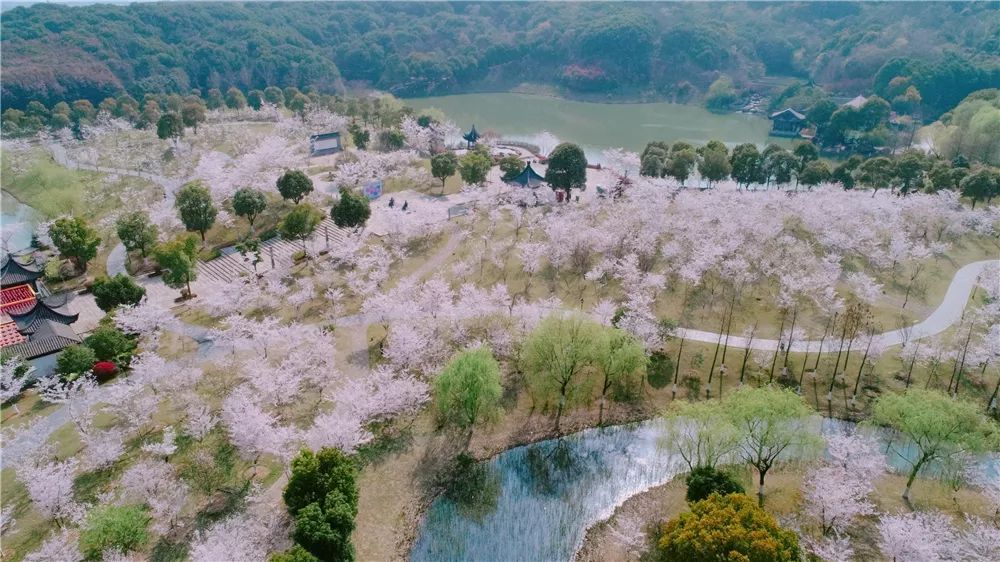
[[387, 197, 408, 211]]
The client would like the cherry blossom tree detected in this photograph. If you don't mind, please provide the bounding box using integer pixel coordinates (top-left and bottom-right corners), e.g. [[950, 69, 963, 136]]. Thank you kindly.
[[846, 271, 883, 305], [305, 365, 428, 452], [80, 424, 125, 470], [221, 388, 297, 462], [189, 502, 287, 562], [878, 511, 955, 562], [141, 426, 178, 459], [183, 397, 218, 439], [803, 533, 854, 562], [956, 515, 1000, 561], [23, 529, 82, 562], [119, 459, 189, 533], [15, 457, 82, 523], [36, 374, 97, 405], [1, 355, 33, 405]]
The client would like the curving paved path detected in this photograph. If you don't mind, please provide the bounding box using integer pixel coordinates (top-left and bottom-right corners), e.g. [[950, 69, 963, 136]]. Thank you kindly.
[[336, 259, 999, 352], [679, 259, 998, 351], [46, 142, 187, 278]]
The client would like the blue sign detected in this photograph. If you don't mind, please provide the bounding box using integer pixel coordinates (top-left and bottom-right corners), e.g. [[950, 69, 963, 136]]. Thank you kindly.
[[363, 179, 383, 200]]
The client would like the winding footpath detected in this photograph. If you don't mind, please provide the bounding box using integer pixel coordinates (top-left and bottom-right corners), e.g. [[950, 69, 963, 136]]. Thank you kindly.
[[337, 258, 998, 351], [679, 259, 998, 351], [46, 142, 187, 278], [9, 143, 998, 469]]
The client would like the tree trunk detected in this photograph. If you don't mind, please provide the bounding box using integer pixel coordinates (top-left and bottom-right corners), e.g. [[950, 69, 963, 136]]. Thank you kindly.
[[903, 455, 930, 502], [905, 342, 920, 389], [757, 468, 768, 506], [814, 313, 836, 372], [673, 337, 686, 400], [769, 311, 787, 383], [852, 334, 874, 402], [784, 307, 798, 368], [987, 375, 1000, 412], [948, 325, 974, 395]]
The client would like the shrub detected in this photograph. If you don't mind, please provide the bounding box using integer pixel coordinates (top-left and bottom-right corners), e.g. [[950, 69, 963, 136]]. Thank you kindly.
[[657, 493, 800, 562], [270, 545, 319, 562], [647, 352, 674, 389], [91, 274, 146, 312], [92, 361, 118, 381], [56, 344, 97, 377], [79, 504, 150, 561], [44, 258, 64, 282], [684, 465, 745, 503], [83, 325, 137, 365]]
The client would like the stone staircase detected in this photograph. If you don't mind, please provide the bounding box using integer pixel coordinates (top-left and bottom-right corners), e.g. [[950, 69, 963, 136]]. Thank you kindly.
[[197, 218, 350, 284]]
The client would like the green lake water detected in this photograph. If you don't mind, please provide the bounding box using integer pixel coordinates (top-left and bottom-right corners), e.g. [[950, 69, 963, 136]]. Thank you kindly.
[[407, 93, 776, 159], [411, 418, 999, 562]]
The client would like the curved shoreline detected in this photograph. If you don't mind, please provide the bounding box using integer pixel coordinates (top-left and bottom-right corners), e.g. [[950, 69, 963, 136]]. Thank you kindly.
[[404, 87, 697, 107]]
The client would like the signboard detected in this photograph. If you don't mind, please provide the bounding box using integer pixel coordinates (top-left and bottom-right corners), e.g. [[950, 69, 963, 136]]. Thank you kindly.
[[363, 179, 383, 200]]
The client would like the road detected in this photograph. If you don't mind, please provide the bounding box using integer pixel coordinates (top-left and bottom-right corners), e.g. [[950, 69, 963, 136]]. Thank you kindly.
[[679, 259, 997, 351]]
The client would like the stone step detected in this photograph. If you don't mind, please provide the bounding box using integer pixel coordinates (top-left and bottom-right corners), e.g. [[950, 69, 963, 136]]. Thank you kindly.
[[197, 223, 353, 284]]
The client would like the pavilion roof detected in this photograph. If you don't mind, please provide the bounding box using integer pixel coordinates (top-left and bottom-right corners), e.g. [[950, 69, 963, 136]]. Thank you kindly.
[[2, 319, 81, 359], [462, 125, 480, 142], [1, 255, 43, 288], [769, 108, 806, 121], [9, 295, 77, 334], [508, 162, 546, 188], [1, 284, 37, 315], [844, 95, 868, 109]]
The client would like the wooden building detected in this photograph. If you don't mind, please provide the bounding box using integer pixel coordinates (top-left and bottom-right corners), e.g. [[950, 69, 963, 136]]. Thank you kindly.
[[769, 108, 807, 137], [1, 255, 82, 373]]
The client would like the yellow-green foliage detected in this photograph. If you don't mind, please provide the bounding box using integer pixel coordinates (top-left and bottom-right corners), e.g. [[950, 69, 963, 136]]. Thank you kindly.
[[657, 493, 800, 562]]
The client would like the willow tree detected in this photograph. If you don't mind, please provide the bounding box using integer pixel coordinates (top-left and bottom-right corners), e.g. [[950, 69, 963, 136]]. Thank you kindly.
[[593, 327, 646, 424], [871, 389, 998, 502], [726, 386, 821, 505], [521, 315, 601, 429], [664, 401, 741, 471], [434, 347, 503, 430]]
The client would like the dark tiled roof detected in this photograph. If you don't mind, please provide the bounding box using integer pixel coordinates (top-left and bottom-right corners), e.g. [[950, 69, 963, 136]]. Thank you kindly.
[[508, 162, 546, 188], [2, 319, 81, 359], [1, 255, 43, 288], [10, 297, 78, 333]]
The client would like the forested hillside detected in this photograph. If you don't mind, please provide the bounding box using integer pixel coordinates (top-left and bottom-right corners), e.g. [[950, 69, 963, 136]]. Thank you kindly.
[[2, 1, 998, 115]]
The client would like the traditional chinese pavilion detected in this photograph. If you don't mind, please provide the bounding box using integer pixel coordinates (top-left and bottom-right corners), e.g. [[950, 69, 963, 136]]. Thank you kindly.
[[507, 162, 546, 188], [1, 255, 81, 365], [769, 108, 807, 137], [462, 125, 480, 148]]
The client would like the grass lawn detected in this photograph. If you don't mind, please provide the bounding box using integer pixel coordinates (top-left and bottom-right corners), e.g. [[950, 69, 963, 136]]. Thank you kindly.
[[2, 149, 163, 222], [1, 392, 59, 431], [384, 159, 465, 196]]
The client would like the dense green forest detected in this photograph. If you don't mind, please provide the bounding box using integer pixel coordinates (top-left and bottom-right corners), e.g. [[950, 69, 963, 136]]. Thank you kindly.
[[1, 2, 998, 115]]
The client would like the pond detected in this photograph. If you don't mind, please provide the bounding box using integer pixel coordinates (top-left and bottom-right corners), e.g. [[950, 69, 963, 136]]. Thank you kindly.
[[406, 93, 777, 161], [1, 190, 40, 253], [410, 418, 999, 562]]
